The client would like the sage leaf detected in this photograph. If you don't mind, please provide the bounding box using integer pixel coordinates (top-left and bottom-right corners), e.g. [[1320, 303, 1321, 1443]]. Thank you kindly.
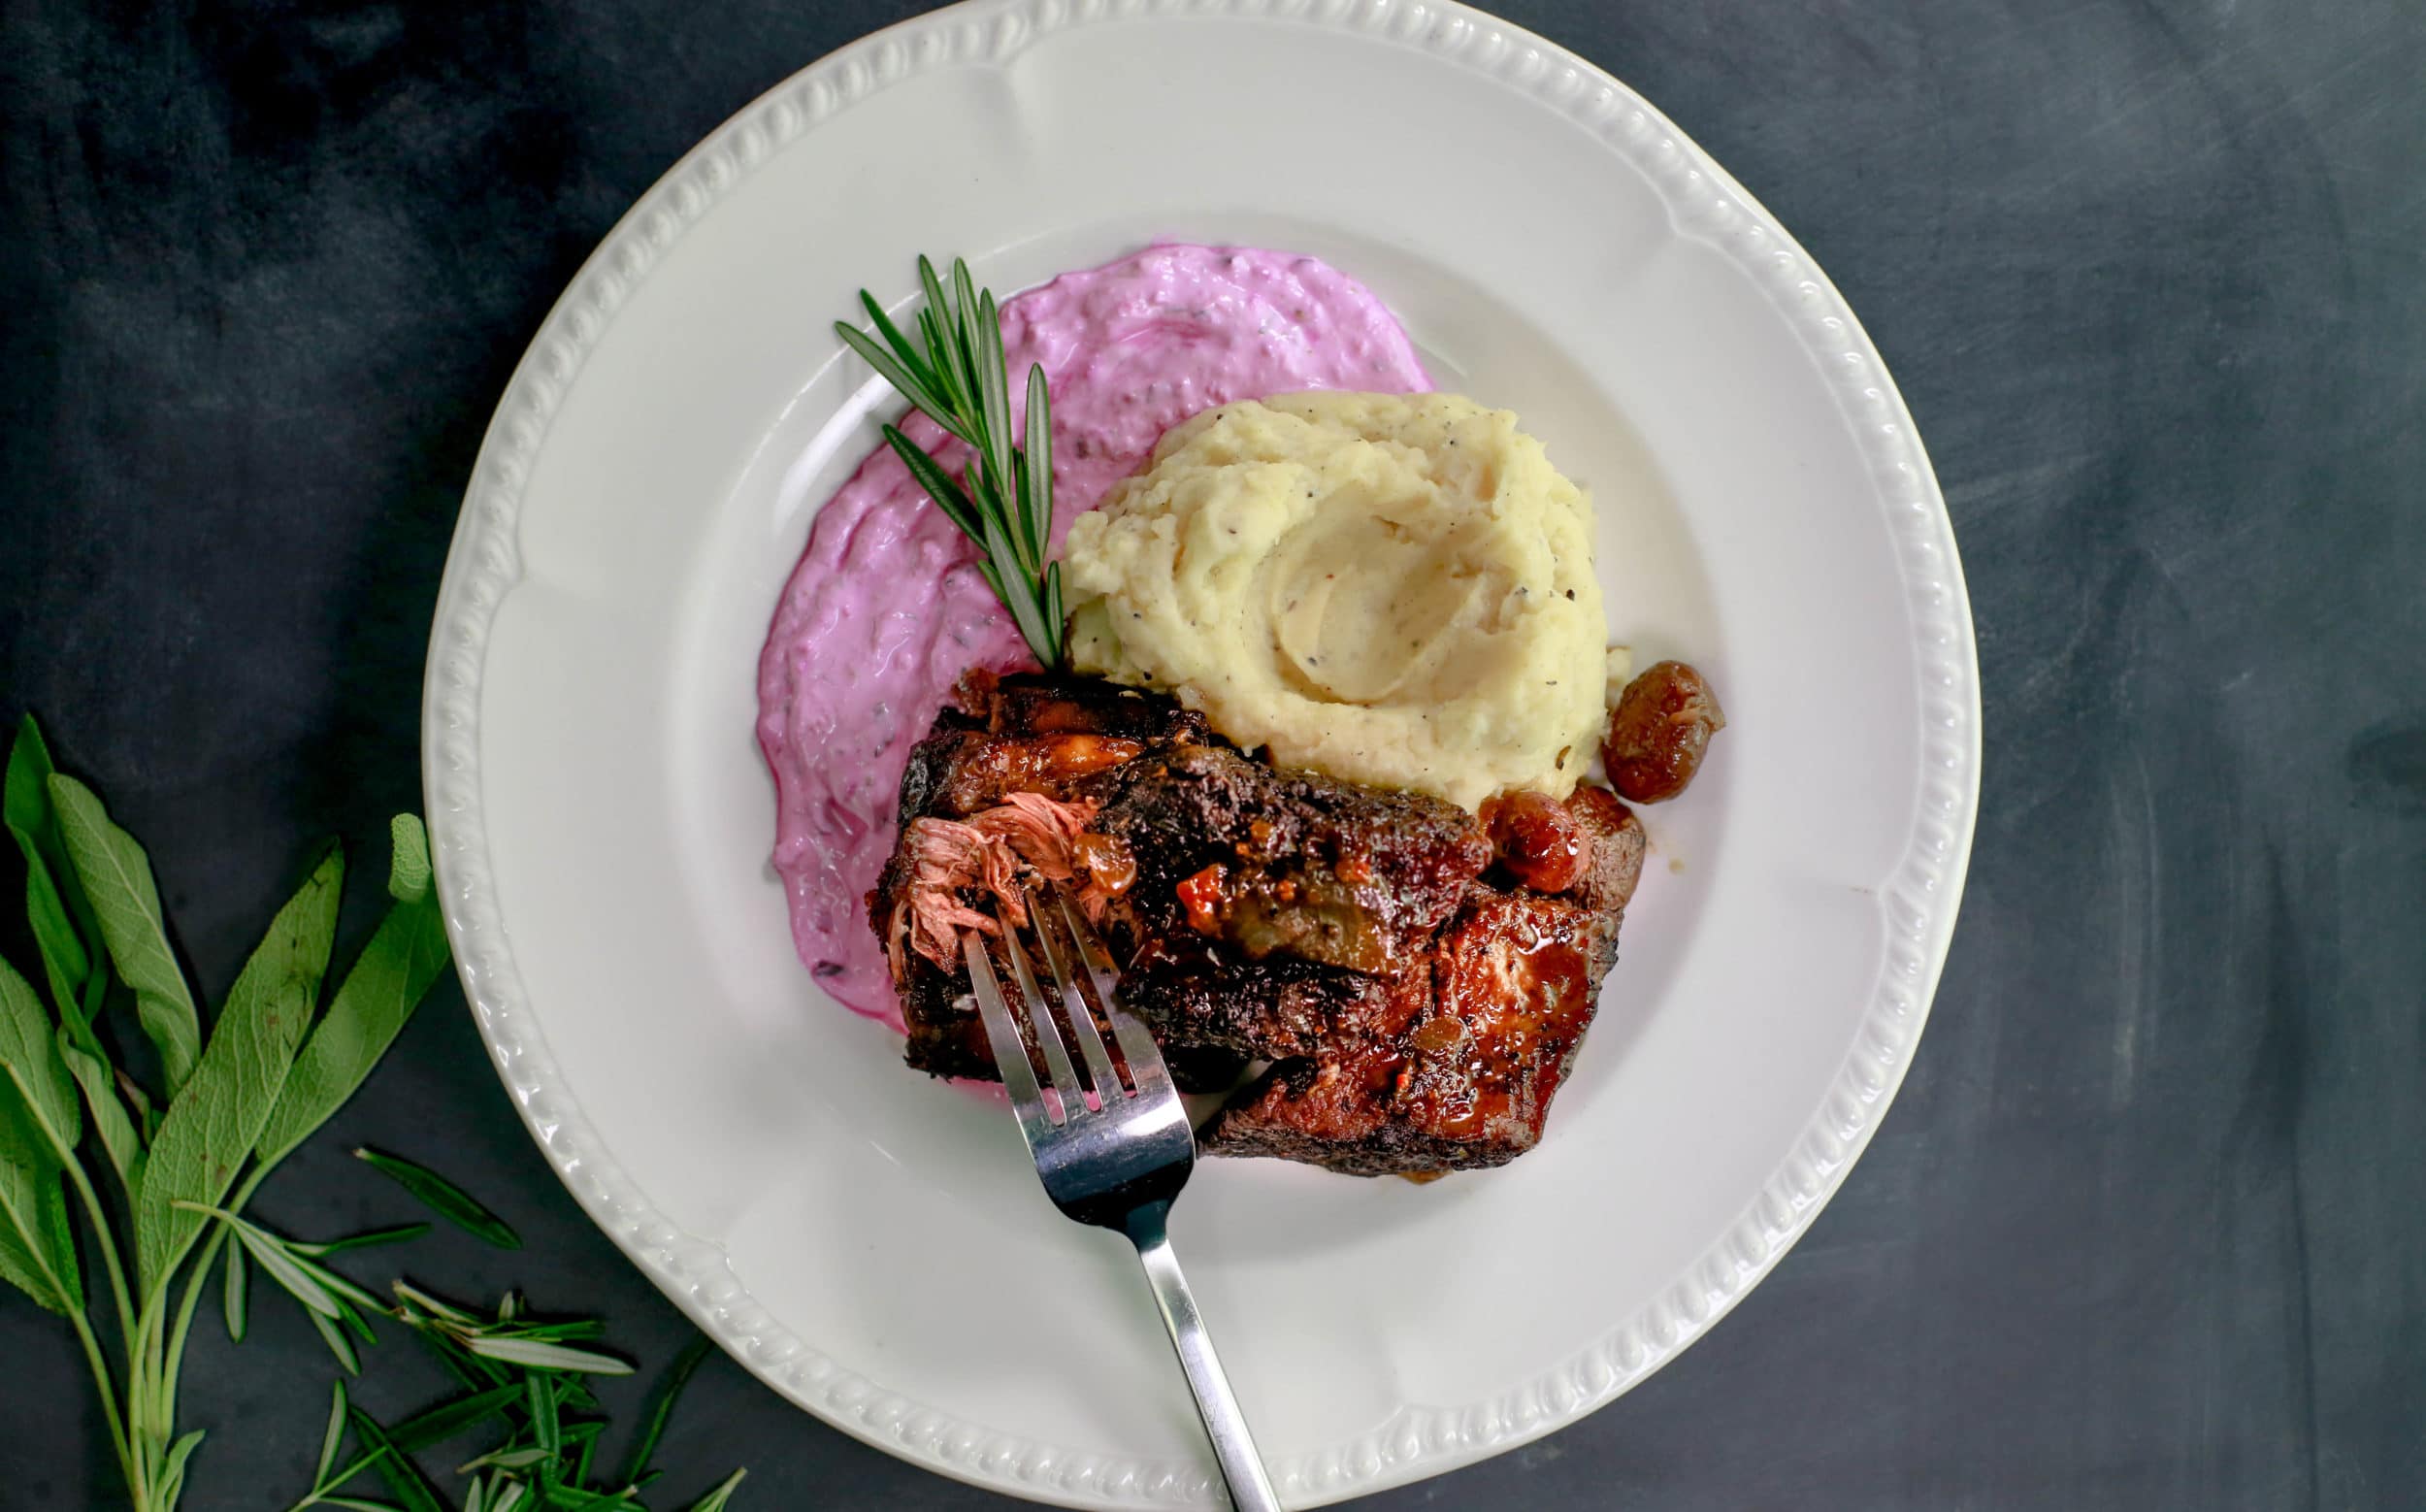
[[22, 862, 90, 1034], [137, 846, 342, 1290], [6, 717, 98, 1029], [58, 1032, 143, 1192], [0, 956, 80, 1159], [386, 812, 432, 903], [255, 820, 448, 1169], [0, 967, 80, 1316], [354, 1146, 519, 1249], [0, 965, 83, 1312], [48, 773, 202, 1094], [32, 1198, 79, 1314], [0, 1143, 78, 1314], [158, 1429, 205, 1506], [222, 1233, 248, 1341], [2, 717, 49, 831]]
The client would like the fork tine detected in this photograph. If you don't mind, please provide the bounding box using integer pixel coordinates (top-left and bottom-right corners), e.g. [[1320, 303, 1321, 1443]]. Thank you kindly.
[[1028, 886, 1123, 1100], [1050, 887, 1172, 1097], [996, 903, 1087, 1120], [963, 934, 1054, 1145]]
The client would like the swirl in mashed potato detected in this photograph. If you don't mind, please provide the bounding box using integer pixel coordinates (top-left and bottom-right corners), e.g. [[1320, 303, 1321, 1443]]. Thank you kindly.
[[1062, 392, 1606, 811]]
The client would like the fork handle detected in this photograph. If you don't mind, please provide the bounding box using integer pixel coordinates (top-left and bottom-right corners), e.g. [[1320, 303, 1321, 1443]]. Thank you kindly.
[[1126, 1203, 1282, 1512]]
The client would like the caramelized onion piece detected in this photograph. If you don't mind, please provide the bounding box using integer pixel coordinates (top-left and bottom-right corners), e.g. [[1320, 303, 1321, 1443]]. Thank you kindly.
[[1072, 832, 1137, 896]]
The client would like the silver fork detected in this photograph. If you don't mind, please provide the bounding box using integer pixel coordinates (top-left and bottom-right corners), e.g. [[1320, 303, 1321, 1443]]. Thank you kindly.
[[962, 883, 1281, 1512]]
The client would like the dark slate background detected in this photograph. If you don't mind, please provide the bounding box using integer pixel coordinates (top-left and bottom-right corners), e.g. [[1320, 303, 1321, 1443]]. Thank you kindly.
[[4, 0, 2421, 1506]]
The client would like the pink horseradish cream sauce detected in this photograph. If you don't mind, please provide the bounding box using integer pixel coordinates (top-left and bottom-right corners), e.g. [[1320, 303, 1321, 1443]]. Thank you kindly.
[[756, 245, 1432, 1024]]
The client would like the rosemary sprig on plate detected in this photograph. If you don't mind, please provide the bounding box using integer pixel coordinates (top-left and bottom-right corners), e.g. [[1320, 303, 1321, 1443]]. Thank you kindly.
[[835, 256, 1065, 668]]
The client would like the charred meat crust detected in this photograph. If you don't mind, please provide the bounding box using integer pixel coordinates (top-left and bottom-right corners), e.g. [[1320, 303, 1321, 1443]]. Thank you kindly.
[[1198, 805, 1646, 1175], [896, 928, 1246, 1094], [897, 673, 1209, 821], [868, 673, 1650, 1175], [1089, 744, 1490, 976], [1119, 949, 1384, 1061], [875, 674, 1211, 1083]]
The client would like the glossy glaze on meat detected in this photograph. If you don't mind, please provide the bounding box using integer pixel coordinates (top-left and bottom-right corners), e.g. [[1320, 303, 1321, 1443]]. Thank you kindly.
[[871, 674, 1212, 1084], [1087, 744, 1490, 976], [1198, 796, 1645, 1175], [869, 672, 1650, 1172]]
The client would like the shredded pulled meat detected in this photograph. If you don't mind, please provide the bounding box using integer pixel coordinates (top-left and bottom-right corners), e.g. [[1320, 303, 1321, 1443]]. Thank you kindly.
[[888, 791, 1110, 977]]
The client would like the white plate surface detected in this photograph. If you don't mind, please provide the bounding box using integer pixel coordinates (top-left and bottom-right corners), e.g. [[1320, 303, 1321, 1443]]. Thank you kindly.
[[421, 2, 1980, 1504]]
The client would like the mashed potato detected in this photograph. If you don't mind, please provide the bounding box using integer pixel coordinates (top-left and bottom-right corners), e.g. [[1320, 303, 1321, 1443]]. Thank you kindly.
[[1062, 392, 1606, 810]]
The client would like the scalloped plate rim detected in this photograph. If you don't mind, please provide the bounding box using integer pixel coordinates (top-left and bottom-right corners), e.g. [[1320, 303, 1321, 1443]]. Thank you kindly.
[[420, 0, 1982, 1504]]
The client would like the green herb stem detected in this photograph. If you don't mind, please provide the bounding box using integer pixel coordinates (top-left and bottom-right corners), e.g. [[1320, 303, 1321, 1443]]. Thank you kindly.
[[67, 1299, 139, 1494], [154, 1162, 304, 1448], [156, 1219, 234, 1439], [837, 255, 1065, 669], [5, 722, 733, 1511], [61, 1137, 141, 1354]]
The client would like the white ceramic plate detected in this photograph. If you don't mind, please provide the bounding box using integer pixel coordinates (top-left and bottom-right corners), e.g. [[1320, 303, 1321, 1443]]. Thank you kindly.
[[421, 1, 1979, 1504]]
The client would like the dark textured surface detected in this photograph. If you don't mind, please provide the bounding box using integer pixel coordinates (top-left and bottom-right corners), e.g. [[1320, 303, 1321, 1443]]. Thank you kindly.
[[3, 0, 2421, 1505]]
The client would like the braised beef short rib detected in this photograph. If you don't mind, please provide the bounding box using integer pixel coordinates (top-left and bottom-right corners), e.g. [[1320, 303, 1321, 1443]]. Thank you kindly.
[[1200, 784, 1644, 1175], [866, 673, 1645, 1175]]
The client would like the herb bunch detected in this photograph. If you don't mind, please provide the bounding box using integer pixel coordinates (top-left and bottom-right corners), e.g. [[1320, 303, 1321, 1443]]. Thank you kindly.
[[187, 1083, 747, 1508], [836, 255, 1066, 668], [257, 1261, 744, 1512], [0, 713, 450, 1509]]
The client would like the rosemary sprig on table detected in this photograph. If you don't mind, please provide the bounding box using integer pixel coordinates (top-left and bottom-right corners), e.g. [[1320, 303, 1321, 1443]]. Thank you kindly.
[[200, 1151, 747, 1511], [268, 1265, 744, 1512], [835, 255, 1065, 668]]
